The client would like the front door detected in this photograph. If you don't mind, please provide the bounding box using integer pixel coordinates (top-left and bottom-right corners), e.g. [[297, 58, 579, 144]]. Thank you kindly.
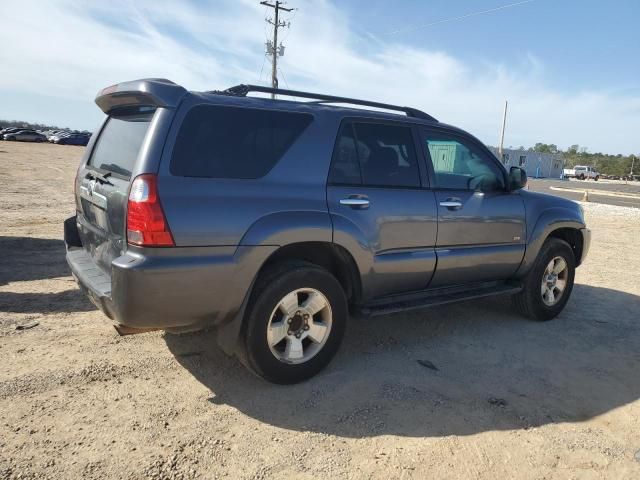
[[419, 128, 526, 287], [327, 120, 438, 300]]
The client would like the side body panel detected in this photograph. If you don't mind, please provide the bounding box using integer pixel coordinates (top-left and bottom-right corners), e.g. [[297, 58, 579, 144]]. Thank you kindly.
[[419, 126, 527, 287], [431, 190, 526, 286], [328, 185, 438, 299]]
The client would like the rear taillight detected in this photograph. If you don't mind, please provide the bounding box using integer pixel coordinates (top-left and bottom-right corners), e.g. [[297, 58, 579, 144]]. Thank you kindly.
[[126, 174, 174, 247]]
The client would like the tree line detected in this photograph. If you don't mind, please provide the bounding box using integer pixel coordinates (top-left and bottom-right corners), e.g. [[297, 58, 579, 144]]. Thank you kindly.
[[506, 143, 638, 177]]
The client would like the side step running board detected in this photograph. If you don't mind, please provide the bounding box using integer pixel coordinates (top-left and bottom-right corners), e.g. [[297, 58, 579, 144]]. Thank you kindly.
[[360, 283, 522, 317]]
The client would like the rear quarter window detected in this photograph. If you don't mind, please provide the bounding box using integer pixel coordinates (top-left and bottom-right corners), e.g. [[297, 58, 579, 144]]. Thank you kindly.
[[170, 105, 313, 179], [88, 109, 155, 178]]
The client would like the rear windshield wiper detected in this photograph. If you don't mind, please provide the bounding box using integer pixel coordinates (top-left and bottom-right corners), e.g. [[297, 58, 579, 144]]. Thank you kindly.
[[86, 170, 114, 186]]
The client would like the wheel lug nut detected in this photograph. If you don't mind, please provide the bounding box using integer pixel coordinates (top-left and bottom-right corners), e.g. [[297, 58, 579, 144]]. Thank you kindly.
[[295, 333, 301, 338], [303, 325, 309, 330], [303, 314, 309, 319]]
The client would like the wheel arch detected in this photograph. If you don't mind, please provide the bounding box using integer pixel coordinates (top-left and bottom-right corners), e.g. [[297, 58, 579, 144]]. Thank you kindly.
[[515, 207, 586, 277], [255, 241, 362, 305], [215, 241, 362, 357], [546, 227, 584, 266]]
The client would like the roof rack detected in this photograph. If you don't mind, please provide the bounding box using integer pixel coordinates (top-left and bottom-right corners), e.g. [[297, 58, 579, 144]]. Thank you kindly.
[[209, 84, 438, 122]]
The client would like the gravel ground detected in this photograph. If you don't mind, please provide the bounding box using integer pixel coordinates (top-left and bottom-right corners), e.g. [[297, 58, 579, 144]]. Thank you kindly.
[[1, 142, 640, 479]]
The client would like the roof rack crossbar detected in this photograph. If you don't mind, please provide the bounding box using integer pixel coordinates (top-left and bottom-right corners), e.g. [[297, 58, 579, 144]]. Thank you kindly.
[[210, 84, 437, 122]]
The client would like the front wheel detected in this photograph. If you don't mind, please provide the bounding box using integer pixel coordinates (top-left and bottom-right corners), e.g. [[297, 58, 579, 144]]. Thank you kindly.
[[513, 238, 575, 321], [241, 262, 347, 384], [594, 176, 599, 181]]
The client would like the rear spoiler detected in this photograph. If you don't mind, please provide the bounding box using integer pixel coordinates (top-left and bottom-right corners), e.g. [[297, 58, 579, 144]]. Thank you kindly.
[[95, 78, 187, 114]]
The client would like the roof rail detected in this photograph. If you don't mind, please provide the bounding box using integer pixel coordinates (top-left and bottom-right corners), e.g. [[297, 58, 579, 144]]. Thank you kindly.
[[209, 84, 438, 122]]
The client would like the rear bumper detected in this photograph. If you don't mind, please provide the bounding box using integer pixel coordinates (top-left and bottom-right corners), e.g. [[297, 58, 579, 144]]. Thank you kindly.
[[65, 216, 275, 331], [579, 227, 591, 265]]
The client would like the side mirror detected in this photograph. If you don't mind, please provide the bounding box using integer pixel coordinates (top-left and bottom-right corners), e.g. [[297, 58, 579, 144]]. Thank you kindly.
[[509, 166, 527, 190]]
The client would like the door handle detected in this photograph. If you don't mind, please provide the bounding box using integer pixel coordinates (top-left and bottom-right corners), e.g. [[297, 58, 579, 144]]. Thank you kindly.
[[340, 197, 370, 208], [439, 200, 463, 209]]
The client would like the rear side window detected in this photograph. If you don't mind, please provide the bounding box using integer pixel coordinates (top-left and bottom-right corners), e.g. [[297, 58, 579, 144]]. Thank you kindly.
[[171, 105, 313, 179], [88, 109, 155, 177], [328, 124, 361, 185], [329, 121, 421, 188]]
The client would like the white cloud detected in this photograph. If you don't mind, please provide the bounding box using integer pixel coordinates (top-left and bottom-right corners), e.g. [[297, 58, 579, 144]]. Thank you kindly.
[[0, 0, 637, 154]]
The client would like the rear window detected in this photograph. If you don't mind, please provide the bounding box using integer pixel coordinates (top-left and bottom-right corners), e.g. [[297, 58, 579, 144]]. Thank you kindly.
[[88, 109, 155, 177], [329, 121, 421, 188], [170, 105, 313, 179]]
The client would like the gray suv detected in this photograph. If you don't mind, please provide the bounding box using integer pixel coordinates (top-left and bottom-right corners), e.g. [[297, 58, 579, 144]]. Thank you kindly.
[[65, 79, 591, 384]]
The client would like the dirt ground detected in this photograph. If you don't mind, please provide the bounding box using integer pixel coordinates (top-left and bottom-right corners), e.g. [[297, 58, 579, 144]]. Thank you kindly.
[[1, 141, 639, 480]]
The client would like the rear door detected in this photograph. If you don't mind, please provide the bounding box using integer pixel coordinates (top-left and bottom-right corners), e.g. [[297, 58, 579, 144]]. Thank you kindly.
[[327, 120, 438, 299], [76, 108, 156, 273], [419, 127, 526, 287]]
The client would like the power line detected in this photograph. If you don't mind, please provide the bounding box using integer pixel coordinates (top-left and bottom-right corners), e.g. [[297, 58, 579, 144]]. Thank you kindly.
[[384, 0, 535, 37], [257, 53, 267, 84], [277, 66, 291, 90], [260, 1, 293, 99]]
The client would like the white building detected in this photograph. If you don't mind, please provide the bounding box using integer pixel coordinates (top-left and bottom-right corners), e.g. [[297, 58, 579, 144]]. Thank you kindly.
[[488, 147, 565, 179]]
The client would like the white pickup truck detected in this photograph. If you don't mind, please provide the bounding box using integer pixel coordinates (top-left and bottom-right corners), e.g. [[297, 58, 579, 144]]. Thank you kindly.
[[563, 165, 600, 181]]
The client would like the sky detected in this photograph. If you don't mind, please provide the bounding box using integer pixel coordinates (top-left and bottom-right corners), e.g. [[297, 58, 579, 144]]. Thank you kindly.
[[1, 0, 638, 154]]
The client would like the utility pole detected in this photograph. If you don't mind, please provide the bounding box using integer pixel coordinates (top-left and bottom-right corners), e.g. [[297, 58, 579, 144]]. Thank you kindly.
[[260, 1, 293, 99], [498, 100, 508, 161]]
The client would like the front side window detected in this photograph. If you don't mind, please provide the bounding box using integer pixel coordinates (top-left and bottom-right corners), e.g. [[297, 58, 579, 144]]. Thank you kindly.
[[328, 121, 421, 188], [171, 105, 313, 179], [424, 132, 505, 191]]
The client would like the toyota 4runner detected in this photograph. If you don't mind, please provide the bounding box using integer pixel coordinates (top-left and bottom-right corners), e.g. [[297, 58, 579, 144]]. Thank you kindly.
[[65, 79, 591, 384]]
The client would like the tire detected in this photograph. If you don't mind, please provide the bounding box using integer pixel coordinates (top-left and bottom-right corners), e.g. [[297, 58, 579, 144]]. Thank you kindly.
[[240, 262, 347, 384], [594, 176, 599, 181], [579, 174, 585, 180], [512, 237, 575, 321]]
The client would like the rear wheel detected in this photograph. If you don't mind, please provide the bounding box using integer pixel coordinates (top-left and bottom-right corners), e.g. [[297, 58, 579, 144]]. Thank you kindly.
[[513, 237, 575, 321], [241, 262, 347, 384]]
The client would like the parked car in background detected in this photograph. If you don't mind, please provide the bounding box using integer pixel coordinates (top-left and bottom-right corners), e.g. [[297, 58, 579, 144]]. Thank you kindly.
[[3, 130, 46, 142], [0, 127, 25, 139], [48, 132, 72, 143], [56, 133, 90, 146], [563, 165, 599, 181], [65, 78, 591, 384]]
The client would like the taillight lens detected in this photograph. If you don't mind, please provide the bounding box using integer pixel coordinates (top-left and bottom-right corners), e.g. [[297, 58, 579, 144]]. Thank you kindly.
[[127, 174, 174, 247]]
